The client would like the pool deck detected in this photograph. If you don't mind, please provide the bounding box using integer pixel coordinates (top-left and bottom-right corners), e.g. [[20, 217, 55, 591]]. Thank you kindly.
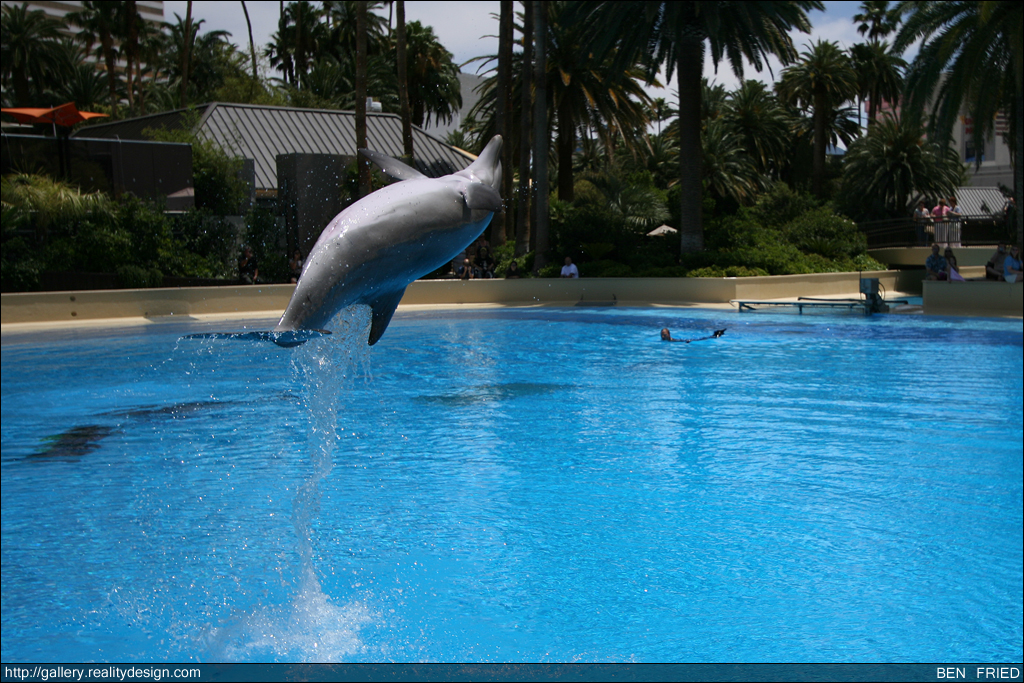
[[2, 269, 1020, 337]]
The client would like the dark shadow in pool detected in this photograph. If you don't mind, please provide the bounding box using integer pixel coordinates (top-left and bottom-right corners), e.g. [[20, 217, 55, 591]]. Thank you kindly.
[[23, 395, 301, 462], [30, 425, 117, 459], [414, 382, 563, 407], [107, 399, 243, 421]]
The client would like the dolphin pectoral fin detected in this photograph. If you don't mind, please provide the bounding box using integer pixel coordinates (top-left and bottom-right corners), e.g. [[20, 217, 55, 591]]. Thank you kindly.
[[358, 149, 428, 181], [367, 287, 407, 346], [462, 183, 503, 212]]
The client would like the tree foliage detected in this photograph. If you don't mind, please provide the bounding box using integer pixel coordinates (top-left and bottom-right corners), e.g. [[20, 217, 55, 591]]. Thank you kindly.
[[836, 114, 967, 220]]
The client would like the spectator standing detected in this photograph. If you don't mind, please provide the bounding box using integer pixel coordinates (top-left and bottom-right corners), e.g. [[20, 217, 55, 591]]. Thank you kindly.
[[932, 198, 951, 245], [914, 201, 933, 245], [947, 196, 964, 247]]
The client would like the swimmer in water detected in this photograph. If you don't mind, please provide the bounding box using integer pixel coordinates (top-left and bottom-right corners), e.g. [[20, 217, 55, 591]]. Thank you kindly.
[[661, 328, 726, 343]]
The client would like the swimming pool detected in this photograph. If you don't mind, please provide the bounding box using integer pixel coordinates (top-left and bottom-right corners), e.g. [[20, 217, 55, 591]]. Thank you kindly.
[[2, 306, 1021, 662]]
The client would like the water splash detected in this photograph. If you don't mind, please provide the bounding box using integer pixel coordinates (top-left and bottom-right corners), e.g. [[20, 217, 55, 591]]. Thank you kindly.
[[203, 305, 376, 662]]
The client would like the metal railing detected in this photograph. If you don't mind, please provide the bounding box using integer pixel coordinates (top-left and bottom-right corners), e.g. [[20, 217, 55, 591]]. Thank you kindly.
[[859, 215, 1010, 249]]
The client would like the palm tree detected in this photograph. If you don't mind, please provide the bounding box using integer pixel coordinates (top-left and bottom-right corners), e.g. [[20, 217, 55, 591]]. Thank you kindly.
[[403, 21, 461, 128], [777, 40, 860, 198], [648, 97, 676, 135], [849, 40, 905, 128], [120, 1, 141, 114], [493, 0, 514, 246], [241, 1, 258, 100], [165, 16, 233, 104], [355, 0, 370, 198], [67, 1, 122, 115], [322, 1, 387, 59], [49, 39, 107, 110], [702, 118, 765, 205], [584, 1, 821, 252], [267, 1, 330, 87], [179, 1, 192, 106], [853, 1, 900, 40], [1, 3, 66, 106], [516, 0, 534, 256], [546, 1, 651, 203], [723, 80, 794, 177], [894, 1, 1023, 247], [471, 2, 652, 204], [395, 0, 413, 158], [532, 0, 550, 271], [838, 113, 966, 220]]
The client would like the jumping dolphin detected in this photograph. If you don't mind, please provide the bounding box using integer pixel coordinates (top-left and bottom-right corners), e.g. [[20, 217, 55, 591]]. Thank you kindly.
[[271, 135, 503, 346], [183, 137, 502, 348]]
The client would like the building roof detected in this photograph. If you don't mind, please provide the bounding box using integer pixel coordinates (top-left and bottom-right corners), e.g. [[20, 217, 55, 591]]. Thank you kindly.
[[956, 186, 1007, 217], [74, 103, 475, 191]]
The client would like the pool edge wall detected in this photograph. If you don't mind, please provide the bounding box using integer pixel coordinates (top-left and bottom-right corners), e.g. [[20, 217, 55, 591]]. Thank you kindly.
[[3, 270, 1019, 326], [922, 279, 1024, 317]]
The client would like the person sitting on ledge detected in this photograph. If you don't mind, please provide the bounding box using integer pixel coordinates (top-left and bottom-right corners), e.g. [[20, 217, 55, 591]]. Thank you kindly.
[[561, 256, 579, 278], [986, 242, 1008, 281], [944, 247, 959, 275], [925, 244, 947, 281], [1004, 245, 1022, 284], [457, 258, 476, 280], [238, 246, 259, 285]]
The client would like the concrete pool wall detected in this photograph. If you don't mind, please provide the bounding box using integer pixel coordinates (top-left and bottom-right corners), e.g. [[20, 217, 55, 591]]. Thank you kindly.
[[2, 269, 1020, 328]]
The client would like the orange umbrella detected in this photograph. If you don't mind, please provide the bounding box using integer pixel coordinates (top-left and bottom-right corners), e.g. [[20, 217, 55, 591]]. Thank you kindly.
[[1, 102, 108, 127]]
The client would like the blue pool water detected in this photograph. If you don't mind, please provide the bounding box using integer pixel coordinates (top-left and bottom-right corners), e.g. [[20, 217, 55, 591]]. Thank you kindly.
[[1, 306, 1022, 663]]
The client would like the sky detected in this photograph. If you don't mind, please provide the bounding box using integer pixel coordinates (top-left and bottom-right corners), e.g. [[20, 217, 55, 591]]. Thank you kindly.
[[163, 1, 886, 87], [162, 0, 906, 135]]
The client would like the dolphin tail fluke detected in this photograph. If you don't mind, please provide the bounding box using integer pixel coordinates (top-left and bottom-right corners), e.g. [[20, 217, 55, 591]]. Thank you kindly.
[[367, 287, 407, 346], [182, 330, 332, 347], [358, 148, 428, 182], [459, 135, 502, 190]]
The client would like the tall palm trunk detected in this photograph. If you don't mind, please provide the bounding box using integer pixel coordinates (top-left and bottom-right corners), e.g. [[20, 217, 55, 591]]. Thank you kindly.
[[180, 0, 192, 107], [242, 1, 257, 101], [812, 90, 827, 197], [491, 0, 514, 247], [123, 1, 138, 114], [556, 95, 574, 201], [515, 0, 534, 257], [356, 1, 371, 198], [532, 0, 549, 272], [677, 29, 703, 253], [396, 1, 414, 159], [102, 30, 118, 117]]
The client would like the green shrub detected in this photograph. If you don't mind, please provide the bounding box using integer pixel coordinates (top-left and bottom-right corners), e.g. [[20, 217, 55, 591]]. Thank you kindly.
[[144, 114, 248, 215], [686, 266, 727, 278], [783, 206, 867, 258], [244, 208, 288, 282], [492, 241, 533, 278], [752, 182, 820, 229], [116, 264, 163, 289]]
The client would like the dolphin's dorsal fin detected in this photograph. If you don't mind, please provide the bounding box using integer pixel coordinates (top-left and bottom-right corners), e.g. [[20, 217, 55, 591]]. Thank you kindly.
[[462, 183, 503, 212], [358, 149, 427, 182], [367, 287, 407, 345]]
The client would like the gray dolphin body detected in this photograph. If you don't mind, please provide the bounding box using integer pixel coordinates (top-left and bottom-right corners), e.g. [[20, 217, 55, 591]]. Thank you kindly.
[[274, 135, 503, 345]]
